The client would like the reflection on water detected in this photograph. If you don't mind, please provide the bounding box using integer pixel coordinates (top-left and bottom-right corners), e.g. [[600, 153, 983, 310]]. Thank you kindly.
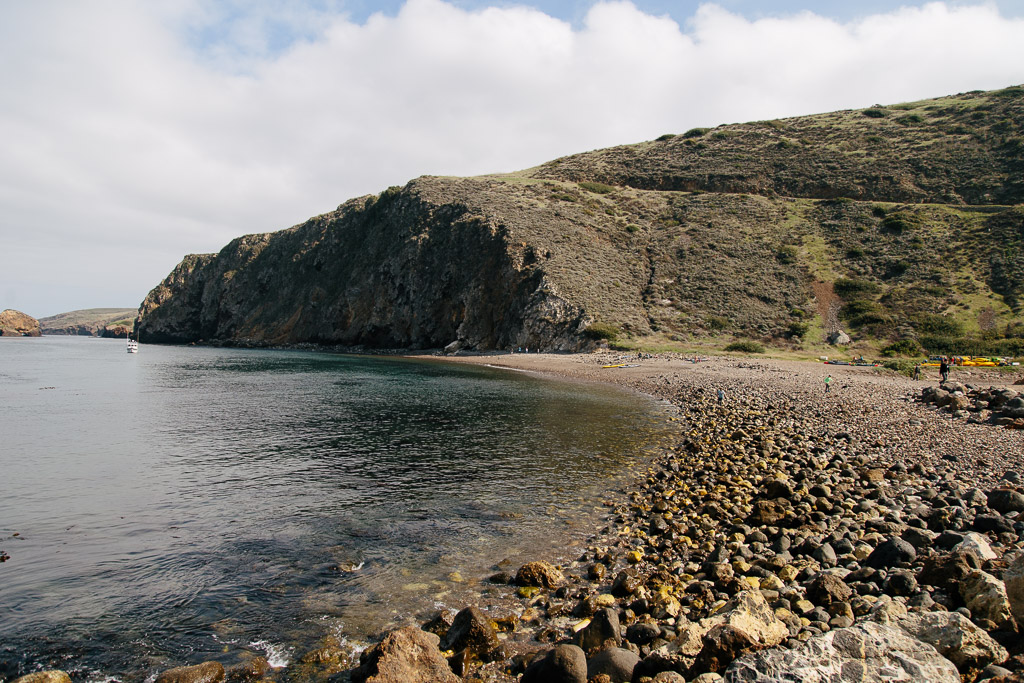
[[0, 338, 676, 681]]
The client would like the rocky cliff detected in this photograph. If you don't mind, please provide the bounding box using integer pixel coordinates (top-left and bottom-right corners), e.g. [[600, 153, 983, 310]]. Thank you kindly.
[[137, 86, 1024, 353], [0, 309, 41, 337]]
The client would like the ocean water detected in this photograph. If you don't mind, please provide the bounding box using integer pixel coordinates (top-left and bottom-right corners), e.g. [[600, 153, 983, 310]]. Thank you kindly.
[[0, 337, 675, 681]]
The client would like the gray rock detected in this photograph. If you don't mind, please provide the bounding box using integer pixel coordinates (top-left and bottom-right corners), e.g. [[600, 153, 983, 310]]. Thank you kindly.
[[723, 622, 960, 682], [827, 330, 851, 345], [586, 647, 640, 683], [897, 611, 1008, 674], [521, 644, 587, 683], [953, 532, 999, 561]]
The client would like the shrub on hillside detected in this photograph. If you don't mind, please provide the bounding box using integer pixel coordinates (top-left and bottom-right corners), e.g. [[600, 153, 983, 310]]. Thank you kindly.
[[881, 213, 918, 234], [725, 340, 765, 353], [863, 108, 888, 118], [776, 245, 798, 264], [707, 315, 730, 331], [834, 278, 880, 298], [914, 314, 965, 337], [881, 339, 922, 357], [578, 181, 615, 194], [840, 300, 881, 320], [683, 127, 710, 138], [584, 322, 620, 342], [787, 322, 809, 339]]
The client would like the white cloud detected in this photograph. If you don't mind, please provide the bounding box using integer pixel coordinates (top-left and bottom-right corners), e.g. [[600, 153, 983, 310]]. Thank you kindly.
[[1, 0, 1022, 317]]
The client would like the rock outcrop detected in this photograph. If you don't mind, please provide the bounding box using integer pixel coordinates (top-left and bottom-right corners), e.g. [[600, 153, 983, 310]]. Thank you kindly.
[[0, 309, 41, 337]]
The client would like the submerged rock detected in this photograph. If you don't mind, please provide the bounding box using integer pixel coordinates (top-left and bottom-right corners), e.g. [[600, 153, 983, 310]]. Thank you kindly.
[[11, 672, 72, 683], [153, 661, 225, 683]]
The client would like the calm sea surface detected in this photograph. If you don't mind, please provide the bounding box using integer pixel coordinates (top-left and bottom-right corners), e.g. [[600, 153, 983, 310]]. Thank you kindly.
[[0, 337, 675, 681]]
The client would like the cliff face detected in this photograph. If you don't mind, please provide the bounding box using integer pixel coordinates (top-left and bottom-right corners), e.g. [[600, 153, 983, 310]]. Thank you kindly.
[[0, 309, 41, 337], [137, 183, 590, 350], [137, 86, 1024, 352]]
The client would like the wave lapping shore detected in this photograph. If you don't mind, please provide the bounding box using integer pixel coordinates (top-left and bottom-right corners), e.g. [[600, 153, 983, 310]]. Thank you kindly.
[[15, 353, 1024, 683]]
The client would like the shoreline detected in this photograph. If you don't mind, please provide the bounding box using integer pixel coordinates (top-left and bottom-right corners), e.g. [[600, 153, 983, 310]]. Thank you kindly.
[[400, 350, 1024, 681]]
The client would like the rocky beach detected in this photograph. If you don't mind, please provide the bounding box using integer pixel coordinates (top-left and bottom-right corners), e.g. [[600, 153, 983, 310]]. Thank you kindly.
[[15, 352, 1024, 683]]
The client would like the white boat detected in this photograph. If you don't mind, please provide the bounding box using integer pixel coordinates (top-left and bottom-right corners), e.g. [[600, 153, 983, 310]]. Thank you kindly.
[[127, 337, 139, 354]]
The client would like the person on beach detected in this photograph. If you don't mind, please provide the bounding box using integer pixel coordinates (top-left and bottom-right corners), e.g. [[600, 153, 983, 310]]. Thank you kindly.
[[913, 364, 921, 381], [940, 359, 949, 383], [824, 375, 832, 393], [717, 388, 725, 404]]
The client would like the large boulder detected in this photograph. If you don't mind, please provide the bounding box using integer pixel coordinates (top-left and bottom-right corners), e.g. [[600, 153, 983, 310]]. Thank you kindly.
[[439, 606, 499, 658], [897, 611, 1008, 675], [961, 570, 1015, 629], [351, 627, 458, 683], [677, 590, 788, 657], [724, 622, 960, 682], [827, 330, 851, 345], [521, 644, 587, 683], [0, 309, 41, 337]]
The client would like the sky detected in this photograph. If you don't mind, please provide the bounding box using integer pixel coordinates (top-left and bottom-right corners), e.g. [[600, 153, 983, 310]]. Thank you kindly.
[[2, 1, 1023, 318]]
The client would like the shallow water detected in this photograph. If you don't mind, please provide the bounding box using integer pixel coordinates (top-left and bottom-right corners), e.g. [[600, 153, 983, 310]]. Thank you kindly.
[[0, 337, 675, 681]]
